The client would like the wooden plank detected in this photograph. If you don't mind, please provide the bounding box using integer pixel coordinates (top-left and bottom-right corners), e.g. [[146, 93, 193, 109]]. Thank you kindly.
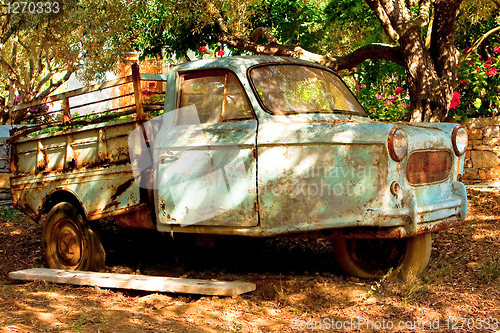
[[13, 76, 134, 112], [8, 268, 256, 296], [132, 63, 145, 121]]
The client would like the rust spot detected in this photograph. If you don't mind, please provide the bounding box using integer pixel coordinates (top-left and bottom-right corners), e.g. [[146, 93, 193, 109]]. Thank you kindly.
[[103, 201, 119, 211], [111, 178, 135, 201]]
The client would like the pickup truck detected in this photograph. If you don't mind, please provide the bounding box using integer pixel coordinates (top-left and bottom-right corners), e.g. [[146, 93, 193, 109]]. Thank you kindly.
[[9, 56, 468, 279]]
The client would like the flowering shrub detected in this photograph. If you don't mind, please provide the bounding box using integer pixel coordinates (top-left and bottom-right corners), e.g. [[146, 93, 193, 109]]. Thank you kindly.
[[353, 60, 410, 122], [355, 85, 410, 122], [451, 46, 500, 120]]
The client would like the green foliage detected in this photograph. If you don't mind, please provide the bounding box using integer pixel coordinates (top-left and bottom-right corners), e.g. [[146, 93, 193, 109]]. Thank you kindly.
[[0, 0, 144, 122], [0, 207, 23, 221], [451, 47, 500, 121], [250, 0, 327, 53]]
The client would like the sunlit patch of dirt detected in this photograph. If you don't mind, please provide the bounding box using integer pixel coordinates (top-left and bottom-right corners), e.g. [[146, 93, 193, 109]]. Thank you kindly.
[[0, 188, 500, 332]]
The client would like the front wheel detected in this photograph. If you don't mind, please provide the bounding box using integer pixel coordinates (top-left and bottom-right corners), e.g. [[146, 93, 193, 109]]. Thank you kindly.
[[43, 202, 105, 271], [332, 234, 432, 279]]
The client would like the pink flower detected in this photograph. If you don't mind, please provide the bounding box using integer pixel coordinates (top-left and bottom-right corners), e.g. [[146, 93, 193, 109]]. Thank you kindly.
[[449, 91, 461, 110], [479, 55, 482, 59], [361, 84, 366, 88], [476, 68, 481, 72], [494, 46, 500, 53], [217, 50, 225, 56], [485, 63, 491, 69], [486, 67, 498, 77], [384, 100, 392, 106], [389, 95, 396, 100], [394, 87, 404, 95], [376, 94, 382, 100], [467, 60, 474, 66], [491, 57, 496, 61], [402, 103, 407, 108], [198, 46, 207, 53], [15, 95, 20, 100]]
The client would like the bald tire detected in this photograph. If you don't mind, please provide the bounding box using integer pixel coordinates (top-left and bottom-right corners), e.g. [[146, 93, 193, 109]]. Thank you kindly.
[[43, 202, 105, 271], [332, 234, 432, 279]]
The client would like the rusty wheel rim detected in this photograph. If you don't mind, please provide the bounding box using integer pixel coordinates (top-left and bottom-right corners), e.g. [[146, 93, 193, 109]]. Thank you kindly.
[[347, 238, 407, 276], [54, 219, 83, 267]]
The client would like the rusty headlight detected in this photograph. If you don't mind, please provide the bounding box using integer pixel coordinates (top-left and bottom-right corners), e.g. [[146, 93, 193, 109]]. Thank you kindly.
[[452, 125, 468, 156], [388, 127, 407, 162]]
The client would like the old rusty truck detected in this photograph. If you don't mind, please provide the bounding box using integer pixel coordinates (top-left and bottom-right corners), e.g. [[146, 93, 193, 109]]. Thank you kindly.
[[9, 56, 468, 279]]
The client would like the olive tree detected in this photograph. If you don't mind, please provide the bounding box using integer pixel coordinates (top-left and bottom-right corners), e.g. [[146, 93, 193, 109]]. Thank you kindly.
[[0, 1, 141, 123]]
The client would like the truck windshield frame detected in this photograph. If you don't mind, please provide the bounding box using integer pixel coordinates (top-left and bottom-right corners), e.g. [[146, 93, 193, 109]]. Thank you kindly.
[[248, 64, 367, 116]]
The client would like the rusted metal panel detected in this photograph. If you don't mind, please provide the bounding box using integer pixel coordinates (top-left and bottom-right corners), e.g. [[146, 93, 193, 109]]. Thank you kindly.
[[115, 203, 156, 229]]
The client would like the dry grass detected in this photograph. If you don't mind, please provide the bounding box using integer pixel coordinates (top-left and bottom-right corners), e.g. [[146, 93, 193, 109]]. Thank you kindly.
[[1, 188, 500, 332]]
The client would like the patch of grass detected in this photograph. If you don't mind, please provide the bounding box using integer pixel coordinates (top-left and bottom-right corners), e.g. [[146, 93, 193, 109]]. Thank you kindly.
[[230, 322, 243, 333], [401, 274, 427, 304], [477, 259, 500, 284], [359, 268, 392, 303], [71, 311, 88, 333], [0, 207, 23, 221]]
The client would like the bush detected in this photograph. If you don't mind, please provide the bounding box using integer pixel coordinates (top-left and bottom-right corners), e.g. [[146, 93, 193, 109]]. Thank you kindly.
[[450, 46, 500, 121]]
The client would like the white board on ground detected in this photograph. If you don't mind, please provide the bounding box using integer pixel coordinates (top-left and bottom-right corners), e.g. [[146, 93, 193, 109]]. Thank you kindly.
[[8, 268, 256, 296]]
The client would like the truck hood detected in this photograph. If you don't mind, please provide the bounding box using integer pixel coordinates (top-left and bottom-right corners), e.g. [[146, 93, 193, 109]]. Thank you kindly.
[[257, 117, 458, 153]]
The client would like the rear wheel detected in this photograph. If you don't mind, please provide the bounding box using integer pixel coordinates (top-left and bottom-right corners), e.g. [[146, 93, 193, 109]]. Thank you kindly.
[[43, 202, 105, 271], [332, 234, 432, 279]]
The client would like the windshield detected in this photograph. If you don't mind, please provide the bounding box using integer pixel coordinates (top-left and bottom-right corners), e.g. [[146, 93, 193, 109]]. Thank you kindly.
[[249, 64, 366, 116]]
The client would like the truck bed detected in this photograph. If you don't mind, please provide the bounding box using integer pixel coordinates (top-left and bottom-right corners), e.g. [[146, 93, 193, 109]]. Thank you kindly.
[[9, 64, 165, 225]]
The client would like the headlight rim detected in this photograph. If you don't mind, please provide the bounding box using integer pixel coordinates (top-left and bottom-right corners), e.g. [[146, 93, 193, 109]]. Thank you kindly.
[[451, 125, 468, 156], [388, 126, 408, 162]]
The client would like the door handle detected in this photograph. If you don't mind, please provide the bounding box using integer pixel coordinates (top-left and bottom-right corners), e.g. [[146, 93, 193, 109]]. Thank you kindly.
[[160, 152, 180, 163]]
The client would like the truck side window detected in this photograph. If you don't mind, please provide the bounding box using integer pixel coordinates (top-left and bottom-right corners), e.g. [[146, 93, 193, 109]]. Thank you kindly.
[[178, 70, 253, 124], [222, 72, 253, 121]]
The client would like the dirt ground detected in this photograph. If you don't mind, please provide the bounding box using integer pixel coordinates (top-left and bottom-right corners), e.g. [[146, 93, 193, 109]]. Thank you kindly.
[[1, 188, 500, 333]]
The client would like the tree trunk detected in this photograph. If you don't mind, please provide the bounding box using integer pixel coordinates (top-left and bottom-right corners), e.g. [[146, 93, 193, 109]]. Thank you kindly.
[[399, 31, 443, 122]]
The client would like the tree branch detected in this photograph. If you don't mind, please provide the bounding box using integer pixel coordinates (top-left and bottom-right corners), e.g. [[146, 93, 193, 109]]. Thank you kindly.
[[460, 25, 500, 61], [364, 0, 400, 42], [36, 67, 74, 100], [218, 30, 405, 71], [249, 27, 278, 44], [396, 0, 432, 36]]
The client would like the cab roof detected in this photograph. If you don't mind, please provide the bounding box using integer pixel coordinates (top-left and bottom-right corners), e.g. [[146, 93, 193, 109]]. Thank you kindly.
[[171, 56, 324, 73]]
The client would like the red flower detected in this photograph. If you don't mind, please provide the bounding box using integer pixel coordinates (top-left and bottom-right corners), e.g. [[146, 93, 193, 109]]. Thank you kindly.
[[217, 50, 225, 56], [486, 67, 498, 77], [464, 46, 471, 52], [467, 60, 474, 66], [198, 46, 207, 53], [494, 46, 500, 53], [460, 79, 467, 85], [394, 87, 404, 95], [450, 91, 461, 110], [475, 68, 481, 72], [485, 63, 491, 69]]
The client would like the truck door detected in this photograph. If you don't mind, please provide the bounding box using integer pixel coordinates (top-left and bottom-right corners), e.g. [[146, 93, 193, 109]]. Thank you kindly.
[[155, 70, 258, 228]]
